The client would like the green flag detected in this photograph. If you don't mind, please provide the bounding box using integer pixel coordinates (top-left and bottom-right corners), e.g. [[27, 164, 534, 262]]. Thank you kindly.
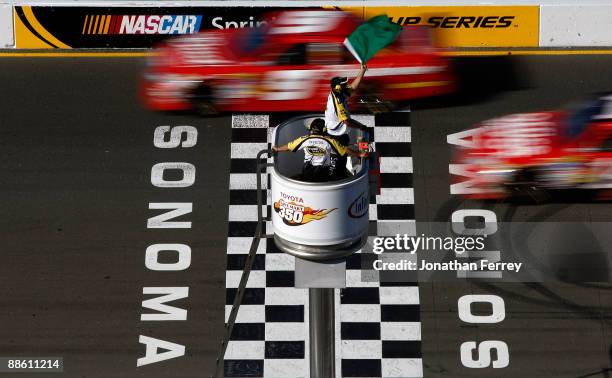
[[344, 14, 402, 63]]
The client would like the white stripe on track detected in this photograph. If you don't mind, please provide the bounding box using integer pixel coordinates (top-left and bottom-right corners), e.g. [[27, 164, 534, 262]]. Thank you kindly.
[[376, 219, 417, 236], [226, 237, 266, 254], [265, 253, 295, 271], [382, 359, 423, 378], [351, 114, 375, 127], [341, 340, 382, 359], [264, 288, 306, 305], [231, 143, 269, 158], [375, 126, 411, 143], [231, 114, 269, 128], [265, 220, 274, 235], [264, 359, 307, 378], [339, 304, 381, 322], [224, 341, 264, 359], [229, 173, 268, 190], [379, 156, 413, 173], [346, 269, 380, 287], [380, 286, 420, 305], [369, 204, 377, 220], [225, 305, 265, 323], [228, 205, 267, 222], [381, 322, 421, 341], [376, 188, 414, 204], [265, 323, 306, 341], [226, 270, 266, 288]]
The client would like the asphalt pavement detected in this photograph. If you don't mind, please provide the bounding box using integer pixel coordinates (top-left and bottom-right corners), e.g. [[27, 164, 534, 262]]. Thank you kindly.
[[0, 57, 230, 377], [412, 55, 612, 378], [2, 54, 612, 377]]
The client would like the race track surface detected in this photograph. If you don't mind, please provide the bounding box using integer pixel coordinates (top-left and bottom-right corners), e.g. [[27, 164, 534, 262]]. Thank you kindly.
[[1, 54, 612, 377], [412, 55, 612, 377], [1, 58, 231, 377]]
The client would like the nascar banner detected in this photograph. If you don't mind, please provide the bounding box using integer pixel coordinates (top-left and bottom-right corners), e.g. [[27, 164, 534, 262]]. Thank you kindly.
[[351, 5, 540, 47], [13, 6, 276, 48], [13, 5, 539, 49]]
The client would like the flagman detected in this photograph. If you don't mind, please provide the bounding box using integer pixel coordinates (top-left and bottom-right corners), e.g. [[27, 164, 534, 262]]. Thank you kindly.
[[325, 14, 402, 136], [325, 64, 368, 136]]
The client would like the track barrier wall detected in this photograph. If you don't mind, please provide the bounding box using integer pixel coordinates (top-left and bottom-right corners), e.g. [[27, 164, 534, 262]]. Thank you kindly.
[[0, 3, 13, 47], [539, 5, 612, 47], [2, 1, 612, 50]]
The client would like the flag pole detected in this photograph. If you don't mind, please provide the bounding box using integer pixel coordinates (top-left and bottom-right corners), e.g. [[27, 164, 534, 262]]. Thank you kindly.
[[309, 287, 336, 378]]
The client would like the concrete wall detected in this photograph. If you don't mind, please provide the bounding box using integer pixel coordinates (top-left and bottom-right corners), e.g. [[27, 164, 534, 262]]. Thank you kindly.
[[0, 3, 13, 47], [540, 5, 612, 47]]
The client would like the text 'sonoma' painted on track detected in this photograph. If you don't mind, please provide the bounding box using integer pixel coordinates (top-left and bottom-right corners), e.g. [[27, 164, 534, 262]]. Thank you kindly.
[[137, 125, 198, 367], [448, 129, 510, 370]]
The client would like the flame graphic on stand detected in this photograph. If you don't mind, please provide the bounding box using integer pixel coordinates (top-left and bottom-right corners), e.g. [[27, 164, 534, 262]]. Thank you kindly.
[[273, 200, 336, 226]]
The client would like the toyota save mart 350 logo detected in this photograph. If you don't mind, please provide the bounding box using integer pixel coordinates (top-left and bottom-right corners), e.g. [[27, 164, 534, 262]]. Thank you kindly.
[[274, 196, 336, 227], [82, 15, 202, 35]]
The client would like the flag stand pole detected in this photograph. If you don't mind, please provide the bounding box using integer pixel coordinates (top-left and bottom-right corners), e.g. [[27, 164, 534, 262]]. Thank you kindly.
[[309, 287, 335, 378]]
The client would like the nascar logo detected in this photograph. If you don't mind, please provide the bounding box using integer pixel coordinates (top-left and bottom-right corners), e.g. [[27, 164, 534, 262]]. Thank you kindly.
[[82, 15, 202, 35]]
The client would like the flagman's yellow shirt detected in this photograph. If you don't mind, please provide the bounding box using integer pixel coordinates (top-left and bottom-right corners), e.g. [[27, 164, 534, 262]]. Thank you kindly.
[[287, 135, 348, 166]]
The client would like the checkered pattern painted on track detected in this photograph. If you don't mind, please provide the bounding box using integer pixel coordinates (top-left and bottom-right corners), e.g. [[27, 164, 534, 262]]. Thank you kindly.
[[223, 112, 421, 378]]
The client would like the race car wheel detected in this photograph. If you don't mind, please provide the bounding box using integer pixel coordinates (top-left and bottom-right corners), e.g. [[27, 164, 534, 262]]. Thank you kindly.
[[507, 169, 549, 204], [191, 84, 218, 116]]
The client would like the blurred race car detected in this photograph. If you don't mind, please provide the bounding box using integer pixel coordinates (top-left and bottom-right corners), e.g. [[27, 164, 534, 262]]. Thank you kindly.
[[140, 10, 454, 114], [451, 94, 612, 201]]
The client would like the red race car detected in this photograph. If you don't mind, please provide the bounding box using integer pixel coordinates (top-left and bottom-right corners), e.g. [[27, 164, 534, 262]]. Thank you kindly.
[[451, 94, 612, 202], [140, 10, 454, 114]]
